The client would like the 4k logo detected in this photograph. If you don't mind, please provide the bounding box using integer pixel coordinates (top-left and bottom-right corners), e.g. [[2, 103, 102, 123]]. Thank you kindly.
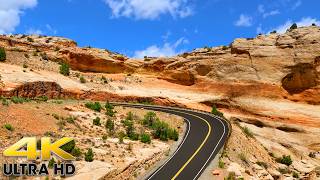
[[3, 137, 75, 160]]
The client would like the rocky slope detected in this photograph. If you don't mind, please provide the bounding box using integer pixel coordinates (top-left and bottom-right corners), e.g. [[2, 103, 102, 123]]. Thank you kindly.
[[1, 25, 320, 179]]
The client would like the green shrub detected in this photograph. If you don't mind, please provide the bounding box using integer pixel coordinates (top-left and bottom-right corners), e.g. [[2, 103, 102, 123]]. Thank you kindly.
[[80, 76, 86, 83], [278, 167, 289, 174], [218, 159, 225, 168], [238, 153, 248, 164], [11, 96, 30, 104], [0, 47, 6, 61], [168, 128, 179, 141], [93, 117, 101, 126], [211, 105, 224, 117], [143, 111, 158, 127], [277, 155, 293, 166], [59, 63, 70, 76], [23, 63, 28, 68], [60, 140, 75, 153], [71, 147, 81, 157], [37, 96, 48, 102], [140, 133, 151, 144], [3, 124, 14, 131], [225, 172, 236, 180], [126, 111, 134, 121], [105, 119, 114, 132], [48, 158, 55, 169], [85, 102, 102, 112], [84, 148, 94, 162], [292, 171, 299, 178], [105, 101, 115, 117], [102, 134, 108, 140], [242, 126, 254, 138], [2, 99, 9, 106], [118, 132, 125, 143]]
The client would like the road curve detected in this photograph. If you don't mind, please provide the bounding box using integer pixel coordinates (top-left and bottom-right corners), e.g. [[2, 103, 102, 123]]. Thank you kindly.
[[113, 103, 230, 180]]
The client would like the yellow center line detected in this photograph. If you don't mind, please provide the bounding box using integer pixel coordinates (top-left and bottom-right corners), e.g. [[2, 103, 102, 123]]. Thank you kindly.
[[168, 109, 212, 180]]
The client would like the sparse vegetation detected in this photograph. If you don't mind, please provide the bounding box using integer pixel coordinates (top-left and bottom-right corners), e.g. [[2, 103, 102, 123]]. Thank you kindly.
[[84, 148, 94, 162], [242, 126, 254, 138], [85, 102, 102, 112], [238, 153, 248, 164], [71, 147, 81, 157], [60, 140, 76, 153], [118, 131, 125, 143], [218, 159, 225, 168], [278, 167, 290, 174], [40, 52, 49, 60], [105, 101, 115, 116], [211, 105, 224, 118], [65, 116, 76, 123], [292, 171, 299, 178], [93, 117, 101, 126], [2, 98, 9, 106], [3, 124, 14, 131], [270, 30, 277, 34], [27, 37, 34, 42], [80, 76, 86, 83], [23, 63, 28, 68], [11, 96, 30, 104], [225, 172, 236, 180], [59, 62, 70, 76], [0, 47, 6, 61], [222, 45, 228, 50], [37, 95, 48, 102], [309, 152, 316, 158], [276, 155, 293, 166], [140, 133, 151, 144], [105, 119, 114, 132]]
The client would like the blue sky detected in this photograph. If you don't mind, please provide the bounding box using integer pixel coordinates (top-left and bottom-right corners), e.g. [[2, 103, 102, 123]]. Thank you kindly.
[[0, 0, 319, 58]]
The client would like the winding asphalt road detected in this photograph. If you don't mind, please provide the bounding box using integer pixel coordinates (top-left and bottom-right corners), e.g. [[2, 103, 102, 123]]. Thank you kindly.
[[113, 103, 230, 180]]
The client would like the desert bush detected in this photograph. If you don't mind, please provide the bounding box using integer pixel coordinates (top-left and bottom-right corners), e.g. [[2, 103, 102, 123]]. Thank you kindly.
[[37, 96, 48, 102], [143, 111, 158, 127], [85, 102, 102, 112], [59, 63, 70, 76], [168, 128, 179, 141], [292, 171, 299, 178], [270, 30, 277, 34], [40, 52, 49, 60], [309, 152, 316, 158], [71, 147, 81, 157], [242, 126, 254, 138], [239, 153, 248, 164], [0, 47, 6, 62], [118, 131, 125, 143], [80, 76, 86, 83], [11, 96, 30, 104], [93, 117, 101, 126], [2, 99, 9, 106], [211, 105, 224, 117], [3, 124, 14, 131], [84, 148, 94, 162], [222, 45, 228, 50], [278, 167, 290, 174], [140, 133, 151, 144], [225, 172, 236, 180], [218, 159, 225, 168], [105, 119, 114, 132], [65, 116, 76, 123], [105, 101, 115, 116], [276, 155, 293, 166]]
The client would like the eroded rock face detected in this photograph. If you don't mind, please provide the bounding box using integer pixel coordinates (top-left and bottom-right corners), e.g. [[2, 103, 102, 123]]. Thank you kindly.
[[282, 62, 319, 94], [1, 81, 62, 98]]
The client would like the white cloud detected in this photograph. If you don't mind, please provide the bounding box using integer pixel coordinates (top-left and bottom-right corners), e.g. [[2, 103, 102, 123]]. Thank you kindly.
[[0, 0, 37, 34], [271, 17, 320, 34], [26, 24, 57, 35], [134, 37, 188, 58], [104, 0, 193, 20], [234, 14, 252, 27], [262, 10, 280, 18], [257, 5, 280, 18]]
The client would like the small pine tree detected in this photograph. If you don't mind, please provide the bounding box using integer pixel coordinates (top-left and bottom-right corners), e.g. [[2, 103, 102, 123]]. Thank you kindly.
[[59, 63, 70, 76], [0, 47, 6, 62], [289, 23, 298, 30], [211, 105, 224, 117], [84, 148, 94, 162]]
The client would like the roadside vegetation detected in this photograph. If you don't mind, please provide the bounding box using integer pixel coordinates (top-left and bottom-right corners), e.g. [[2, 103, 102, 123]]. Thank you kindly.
[[0, 47, 6, 61]]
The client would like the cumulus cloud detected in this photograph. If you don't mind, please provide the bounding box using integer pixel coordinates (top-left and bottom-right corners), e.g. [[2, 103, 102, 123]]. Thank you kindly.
[[234, 14, 252, 27], [0, 0, 37, 34], [26, 24, 57, 35], [104, 0, 193, 20], [134, 37, 189, 58], [272, 17, 320, 34]]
